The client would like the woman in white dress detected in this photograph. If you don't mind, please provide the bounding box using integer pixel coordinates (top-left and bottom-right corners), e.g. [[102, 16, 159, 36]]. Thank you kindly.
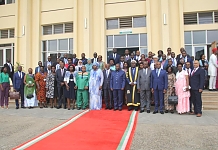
[[24, 68, 38, 109]]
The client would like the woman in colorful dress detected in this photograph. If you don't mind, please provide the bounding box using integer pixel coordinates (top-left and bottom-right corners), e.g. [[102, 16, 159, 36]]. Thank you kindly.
[[175, 63, 190, 114], [24, 68, 38, 109], [164, 66, 176, 114], [46, 66, 57, 108], [0, 66, 10, 109], [89, 62, 104, 110], [64, 65, 76, 110], [35, 66, 47, 108], [85, 58, 93, 72]]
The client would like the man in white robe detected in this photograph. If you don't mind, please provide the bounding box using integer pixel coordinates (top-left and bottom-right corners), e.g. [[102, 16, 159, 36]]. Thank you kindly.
[[208, 48, 218, 91]]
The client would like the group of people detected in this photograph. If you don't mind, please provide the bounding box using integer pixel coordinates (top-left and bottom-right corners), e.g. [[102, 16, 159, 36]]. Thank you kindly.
[[0, 47, 218, 117]]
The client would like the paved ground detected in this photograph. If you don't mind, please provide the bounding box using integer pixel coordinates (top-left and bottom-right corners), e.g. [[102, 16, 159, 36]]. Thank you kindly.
[[0, 106, 83, 150], [131, 110, 218, 150], [0, 106, 218, 150]]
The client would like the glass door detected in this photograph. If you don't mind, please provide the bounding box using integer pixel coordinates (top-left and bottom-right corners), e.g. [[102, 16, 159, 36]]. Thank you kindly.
[[0, 48, 13, 67], [193, 46, 207, 60]]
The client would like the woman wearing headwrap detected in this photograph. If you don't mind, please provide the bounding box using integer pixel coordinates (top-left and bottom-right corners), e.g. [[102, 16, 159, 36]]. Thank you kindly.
[[208, 48, 218, 91], [75, 60, 83, 72], [89, 62, 104, 110], [85, 58, 93, 72]]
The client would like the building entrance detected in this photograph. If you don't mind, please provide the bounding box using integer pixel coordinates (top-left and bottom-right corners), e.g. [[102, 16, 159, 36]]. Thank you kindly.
[[116, 47, 139, 56]]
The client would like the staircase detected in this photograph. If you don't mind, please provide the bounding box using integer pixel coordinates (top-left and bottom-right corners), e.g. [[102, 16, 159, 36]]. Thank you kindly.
[[202, 91, 218, 110]]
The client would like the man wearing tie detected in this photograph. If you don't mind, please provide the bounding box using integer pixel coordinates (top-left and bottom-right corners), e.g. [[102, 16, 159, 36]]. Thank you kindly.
[[56, 61, 67, 109], [103, 64, 113, 110], [151, 62, 168, 114], [35, 61, 43, 74], [124, 49, 130, 61], [135, 50, 141, 61], [171, 52, 177, 67], [72, 53, 79, 66], [127, 53, 138, 67], [190, 61, 205, 117], [137, 61, 152, 113], [126, 60, 140, 111], [119, 56, 125, 69], [110, 63, 126, 111], [108, 48, 120, 64], [13, 66, 25, 109], [4, 59, 14, 83], [61, 53, 68, 65], [91, 52, 98, 63]]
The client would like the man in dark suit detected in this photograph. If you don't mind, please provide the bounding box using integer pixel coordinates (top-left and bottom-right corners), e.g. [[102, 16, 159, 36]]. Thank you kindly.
[[164, 59, 177, 75], [110, 63, 126, 111], [178, 50, 193, 69], [137, 61, 152, 113], [176, 47, 185, 62], [56, 61, 67, 109], [13, 66, 25, 109], [151, 62, 168, 114], [60, 53, 68, 64], [91, 52, 98, 64], [124, 49, 130, 61], [44, 56, 54, 71], [81, 53, 88, 65], [103, 64, 113, 110], [4, 58, 14, 83], [72, 53, 78, 66], [108, 48, 120, 64], [35, 61, 43, 74], [190, 60, 205, 117], [127, 53, 138, 67], [119, 56, 125, 69]]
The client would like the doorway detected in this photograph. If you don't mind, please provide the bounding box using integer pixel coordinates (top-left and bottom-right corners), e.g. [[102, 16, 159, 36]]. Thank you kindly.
[[193, 46, 207, 60], [0, 47, 14, 67]]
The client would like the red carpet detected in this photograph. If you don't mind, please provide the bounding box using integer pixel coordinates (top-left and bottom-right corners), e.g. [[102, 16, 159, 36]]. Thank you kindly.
[[15, 109, 138, 150]]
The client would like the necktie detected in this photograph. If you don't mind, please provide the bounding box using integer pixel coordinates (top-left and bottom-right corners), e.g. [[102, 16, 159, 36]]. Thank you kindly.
[[61, 69, 64, 76], [18, 72, 20, 78], [191, 69, 196, 76], [156, 69, 159, 77], [132, 68, 135, 75], [187, 69, 189, 76], [107, 70, 109, 78]]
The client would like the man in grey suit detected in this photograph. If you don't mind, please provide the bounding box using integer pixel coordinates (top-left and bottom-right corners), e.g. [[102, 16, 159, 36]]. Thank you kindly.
[[137, 61, 152, 113], [56, 61, 66, 109], [103, 64, 113, 110]]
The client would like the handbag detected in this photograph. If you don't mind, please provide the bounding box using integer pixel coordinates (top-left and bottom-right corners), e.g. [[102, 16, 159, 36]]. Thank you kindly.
[[9, 91, 20, 99], [168, 90, 178, 104], [26, 94, 34, 99]]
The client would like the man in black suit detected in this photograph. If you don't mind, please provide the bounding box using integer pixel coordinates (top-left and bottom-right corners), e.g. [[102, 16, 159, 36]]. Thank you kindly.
[[103, 64, 113, 109], [176, 47, 185, 61], [190, 60, 205, 117], [81, 53, 88, 65], [127, 53, 138, 67], [177, 50, 193, 69], [119, 56, 125, 69], [56, 61, 67, 109], [108, 48, 120, 64], [164, 59, 177, 75], [4, 58, 14, 83], [124, 49, 130, 62], [61, 53, 68, 64], [35, 61, 43, 74], [44, 56, 54, 71], [91, 52, 98, 63], [72, 53, 78, 66]]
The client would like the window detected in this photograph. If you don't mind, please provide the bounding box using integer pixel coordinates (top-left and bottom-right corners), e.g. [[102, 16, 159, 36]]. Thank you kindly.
[[42, 22, 73, 35], [43, 25, 52, 35], [127, 34, 138, 47], [140, 34, 147, 46], [48, 40, 57, 51], [107, 35, 113, 47], [193, 31, 206, 44], [119, 17, 132, 28], [0, 43, 14, 66], [215, 11, 218, 23], [133, 16, 146, 27], [207, 30, 218, 43], [58, 39, 68, 50], [185, 45, 192, 56], [106, 19, 118, 29], [0, 50, 3, 66], [0, 0, 15, 5], [42, 41, 47, 51], [199, 12, 213, 24], [184, 13, 197, 25], [69, 38, 73, 50], [9, 29, 14, 38], [114, 35, 126, 47], [0, 30, 9, 39], [54, 24, 63, 34], [184, 31, 192, 44]]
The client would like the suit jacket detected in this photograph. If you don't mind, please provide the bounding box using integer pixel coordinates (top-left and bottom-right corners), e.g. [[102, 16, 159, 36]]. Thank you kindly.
[[35, 66, 47, 74], [108, 53, 120, 64], [72, 58, 79, 66], [110, 69, 126, 89], [150, 69, 168, 90], [102, 69, 112, 90], [91, 58, 99, 63], [3, 63, 14, 76], [81, 58, 88, 65], [177, 55, 193, 69], [190, 68, 205, 90], [56, 68, 66, 87], [13, 72, 25, 90], [127, 59, 138, 67], [137, 68, 151, 90], [164, 65, 178, 75], [44, 61, 54, 70]]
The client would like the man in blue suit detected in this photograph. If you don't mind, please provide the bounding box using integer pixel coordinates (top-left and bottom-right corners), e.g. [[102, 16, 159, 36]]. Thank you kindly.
[[110, 63, 126, 111], [13, 66, 25, 109], [108, 48, 120, 64], [35, 61, 42, 74], [151, 62, 168, 114], [190, 60, 205, 117], [178, 50, 193, 69]]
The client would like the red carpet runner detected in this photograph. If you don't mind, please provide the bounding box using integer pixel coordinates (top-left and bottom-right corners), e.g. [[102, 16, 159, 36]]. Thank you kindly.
[[14, 109, 138, 150]]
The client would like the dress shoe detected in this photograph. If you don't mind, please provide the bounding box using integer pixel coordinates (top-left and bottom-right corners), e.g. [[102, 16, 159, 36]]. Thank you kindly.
[[170, 110, 174, 114], [160, 111, 164, 114], [119, 108, 122, 111], [105, 107, 109, 110], [16, 107, 19, 109], [209, 89, 213, 91], [147, 110, 150, 113], [128, 108, 132, 111], [114, 108, 118, 111], [213, 89, 217, 91], [56, 106, 61, 109], [21, 106, 25, 109], [165, 110, 168, 113], [82, 108, 86, 110], [77, 107, 81, 110], [68, 108, 70, 110], [140, 110, 144, 113], [189, 112, 196, 115], [153, 111, 158, 114], [64, 106, 67, 109], [196, 113, 202, 117], [109, 107, 112, 110], [135, 109, 139, 111]]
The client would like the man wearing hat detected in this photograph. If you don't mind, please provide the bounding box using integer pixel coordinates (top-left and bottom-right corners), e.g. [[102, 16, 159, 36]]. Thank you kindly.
[[126, 60, 140, 111], [208, 48, 218, 91]]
